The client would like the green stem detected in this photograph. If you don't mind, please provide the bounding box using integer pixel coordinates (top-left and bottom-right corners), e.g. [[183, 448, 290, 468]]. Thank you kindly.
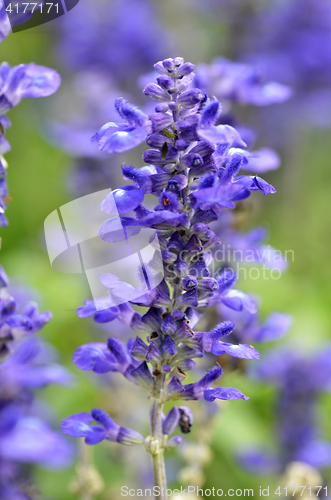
[[151, 444, 167, 500], [150, 389, 167, 499]]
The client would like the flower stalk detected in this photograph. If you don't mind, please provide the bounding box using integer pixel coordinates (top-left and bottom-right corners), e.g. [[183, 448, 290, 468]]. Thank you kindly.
[[61, 56, 280, 493], [150, 399, 167, 499]]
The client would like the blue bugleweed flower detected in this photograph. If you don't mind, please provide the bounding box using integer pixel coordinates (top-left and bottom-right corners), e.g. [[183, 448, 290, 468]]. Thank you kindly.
[[62, 58, 284, 497], [238, 347, 331, 475]]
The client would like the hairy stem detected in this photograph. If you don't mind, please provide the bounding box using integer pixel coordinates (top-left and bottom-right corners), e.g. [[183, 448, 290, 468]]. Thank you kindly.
[[150, 375, 167, 500]]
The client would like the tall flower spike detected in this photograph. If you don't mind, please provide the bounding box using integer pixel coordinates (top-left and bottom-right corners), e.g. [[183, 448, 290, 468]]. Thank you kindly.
[[64, 57, 284, 500]]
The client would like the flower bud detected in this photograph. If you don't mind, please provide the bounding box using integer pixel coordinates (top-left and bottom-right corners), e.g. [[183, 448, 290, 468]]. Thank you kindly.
[[175, 138, 189, 151], [182, 275, 198, 290], [182, 153, 203, 169], [168, 435, 183, 448], [163, 406, 180, 435], [162, 58, 175, 71], [155, 103, 169, 112], [198, 277, 218, 292], [177, 62, 195, 76], [173, 57, 184, 67], [178, 89, 205, 108], [143, 83, 170, 102], [157, 75, 174, 91]]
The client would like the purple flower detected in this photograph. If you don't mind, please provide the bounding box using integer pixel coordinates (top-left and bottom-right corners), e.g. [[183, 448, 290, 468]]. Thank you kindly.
[[57, 0, 171, 81], [0, 62, 60, 226], [61, 409, 144, 446], [198, 320, 259, 360], [239, 346, 331, 475], [195, 58, 291, 107], [0, 0, 11, 42], [0, 264, 9, 287], [0, 277, 74, 500], [0, 336, 73, 392], [178, 366, 249, 402], [0, 62, 61, 111], [92, 98, 151, 154], [101, 185, 145, 215], [0, 288, 52, 357], [63, 57, 288, 483], [162, 406, 180, 436], [202, 268, 257, 314], [0, 415, 73, 467], [77, 300, 134, 325], [219, 303, 292, 344]]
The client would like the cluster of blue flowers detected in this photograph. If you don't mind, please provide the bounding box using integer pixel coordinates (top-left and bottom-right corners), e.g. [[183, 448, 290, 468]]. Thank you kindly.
[[0, 270, 75, 497], [0, 8, 74, 497], [60, 57, 284, 492], [0, 266, 74, 498]]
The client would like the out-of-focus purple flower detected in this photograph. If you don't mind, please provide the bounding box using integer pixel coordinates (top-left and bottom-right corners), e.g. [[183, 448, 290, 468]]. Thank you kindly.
[[238, 346, 331, 474], [0, 62, 60, 226], [0, 288, 52, 358], [0, 274, 74, 496], [0, 62, 61, 112], [0, 336, 73, 392], [195, 58, 291, 108], [0, 415, 73, 468], [241, 148, 280, 173], [56, 0, 170, 82], [238, 0, 331, 127], [237, 449, 281, 476], [241, 0, 331, 90], [214, 224, 288, 272], [0, 0, 11, 42], [219, 303, 292, 344]]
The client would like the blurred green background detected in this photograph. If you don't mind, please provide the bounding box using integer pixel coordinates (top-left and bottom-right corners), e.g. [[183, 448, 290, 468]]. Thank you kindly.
[[1, 2, 331, 498]]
